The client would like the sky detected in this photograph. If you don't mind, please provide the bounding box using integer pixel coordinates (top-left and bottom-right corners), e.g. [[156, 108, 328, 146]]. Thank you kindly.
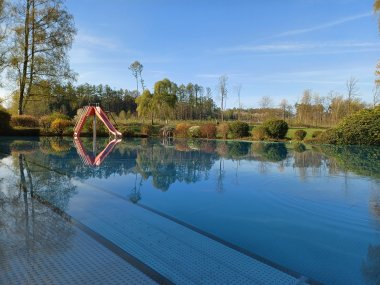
[[6, 0, 380, 108]]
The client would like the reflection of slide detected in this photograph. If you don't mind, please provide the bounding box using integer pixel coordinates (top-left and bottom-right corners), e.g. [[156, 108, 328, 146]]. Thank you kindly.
[[73, 106, 122, 138], [74, 138, 121, 166]]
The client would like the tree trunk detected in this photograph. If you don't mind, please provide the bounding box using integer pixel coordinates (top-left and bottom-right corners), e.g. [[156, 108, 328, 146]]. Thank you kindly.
[[18, 0, 31, 115]]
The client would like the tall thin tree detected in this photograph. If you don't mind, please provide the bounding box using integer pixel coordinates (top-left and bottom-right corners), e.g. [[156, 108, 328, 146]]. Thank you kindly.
[[218, 75, 228, 121], [129, 60, 143, 94]]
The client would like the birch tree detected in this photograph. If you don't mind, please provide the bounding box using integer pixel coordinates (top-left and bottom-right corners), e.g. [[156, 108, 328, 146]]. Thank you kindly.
[[8, 0, 76, 115]]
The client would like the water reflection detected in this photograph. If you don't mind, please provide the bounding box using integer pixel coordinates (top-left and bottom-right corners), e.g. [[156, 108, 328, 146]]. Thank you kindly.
[[0, 151, 76, 275], [1, 137, 380, 191], [74, 137, 121, 166]]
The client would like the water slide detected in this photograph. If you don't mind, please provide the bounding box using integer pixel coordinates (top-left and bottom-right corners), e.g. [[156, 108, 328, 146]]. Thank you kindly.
[[73, 106, 122, 138], [94, 107, 122, 137]]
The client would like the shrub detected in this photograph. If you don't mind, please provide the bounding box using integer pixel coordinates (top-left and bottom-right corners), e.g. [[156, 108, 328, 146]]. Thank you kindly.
[[141, 124, 154, 136], [188, 126, 201, 138], [50, 119, 72, 135], [175, 123, 191, 138], [217, 123, 230, 139], [39, 113, 70, 130], [229, 121, 250, 138], [320, 107, 380, 146], [262, 119, 288, 139], [11, 115, 39, 128], [122, 127, 135, 137], [312, 131, 323, 138], [0, 107, 11, 133], [293, 130, 307, 141], [200, 123, 217, 139], [252, 126, 268, 141]]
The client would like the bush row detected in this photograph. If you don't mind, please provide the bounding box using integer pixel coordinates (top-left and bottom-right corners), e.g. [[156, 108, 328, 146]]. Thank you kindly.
[[174, 121, 249, 139]]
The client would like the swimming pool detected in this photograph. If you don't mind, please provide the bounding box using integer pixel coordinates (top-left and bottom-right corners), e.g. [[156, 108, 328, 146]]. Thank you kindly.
[[1, 137, 379, 284]]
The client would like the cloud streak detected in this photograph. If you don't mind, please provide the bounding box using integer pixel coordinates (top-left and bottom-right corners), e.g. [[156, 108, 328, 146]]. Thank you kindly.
[[217, 41, 380, 54], [276, 12, 372, 37]]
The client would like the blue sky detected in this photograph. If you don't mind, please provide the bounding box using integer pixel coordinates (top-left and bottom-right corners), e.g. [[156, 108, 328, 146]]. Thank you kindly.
[[66, 0, 379, 108]]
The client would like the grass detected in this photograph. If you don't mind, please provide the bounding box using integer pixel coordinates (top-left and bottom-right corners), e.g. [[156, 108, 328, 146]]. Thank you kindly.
[[286, 127, 325, 140]]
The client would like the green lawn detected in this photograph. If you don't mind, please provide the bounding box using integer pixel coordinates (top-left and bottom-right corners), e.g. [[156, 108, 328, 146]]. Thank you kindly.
[[286, 127, 325, 140]]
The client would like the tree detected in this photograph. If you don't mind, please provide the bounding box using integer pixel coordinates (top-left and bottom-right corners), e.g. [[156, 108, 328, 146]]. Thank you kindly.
[[135, 89, 154, 124], [129, 60, 143, 94], [8, 0, 76, 115], [153, 78, 177, 122], [373, 85, 380, 108], [279, 99, 288, 120], [218, 75, 228, 121], [0, 0, 7, 76], [346, 77, 359, 115], [234, 84, 242, 120], [259, 96, 273, 109]]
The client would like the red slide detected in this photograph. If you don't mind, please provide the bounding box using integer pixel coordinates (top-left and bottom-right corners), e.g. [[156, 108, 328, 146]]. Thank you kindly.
[[73, 106, 122, 138], [94, 107, 122, 137]]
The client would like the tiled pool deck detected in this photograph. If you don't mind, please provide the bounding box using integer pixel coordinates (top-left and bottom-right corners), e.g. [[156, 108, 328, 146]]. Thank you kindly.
[[0, 156, 314, 285]]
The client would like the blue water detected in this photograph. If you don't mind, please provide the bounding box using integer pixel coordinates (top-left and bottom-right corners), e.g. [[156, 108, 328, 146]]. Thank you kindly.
[[1, 137, 380, 284]]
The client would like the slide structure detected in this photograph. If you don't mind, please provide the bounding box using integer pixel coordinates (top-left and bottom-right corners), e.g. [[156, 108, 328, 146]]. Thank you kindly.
[[73, 105, 122, 138], [74, 137, 121, 166]]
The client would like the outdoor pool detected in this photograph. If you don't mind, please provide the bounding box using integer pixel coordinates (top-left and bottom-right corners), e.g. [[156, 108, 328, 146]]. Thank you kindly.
[[1, 137, 380, 285]]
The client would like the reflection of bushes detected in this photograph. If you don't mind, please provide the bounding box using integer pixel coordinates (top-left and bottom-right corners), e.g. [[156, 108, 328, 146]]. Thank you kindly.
[[252, 142, 288, 162], [51, 139, 71, 153], [200, 141, 216, 153], [319, 145, 380, 179], [187, 139, 201, 150], [362, 245, 380, 285], [227, 141, 250, 158], [175, 140, 191, 152], [293, 142, 306, 153], [10, 140, 39, 154]]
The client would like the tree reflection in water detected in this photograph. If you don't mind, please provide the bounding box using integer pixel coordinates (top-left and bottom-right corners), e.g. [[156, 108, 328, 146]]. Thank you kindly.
[[0, 148, 77, 274]]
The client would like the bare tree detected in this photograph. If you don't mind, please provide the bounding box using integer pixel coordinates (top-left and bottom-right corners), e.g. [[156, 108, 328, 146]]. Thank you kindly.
[[218, 75, 228, 121], [372, 85, 380, 108], [259, 96, 273, 109], [279, 99, 288, 120], [234, 84, 242, 120], [346, 77, 359, 114]]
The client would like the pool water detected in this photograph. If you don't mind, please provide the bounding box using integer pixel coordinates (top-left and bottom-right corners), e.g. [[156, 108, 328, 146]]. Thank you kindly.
[[1, 137, 380, 284]]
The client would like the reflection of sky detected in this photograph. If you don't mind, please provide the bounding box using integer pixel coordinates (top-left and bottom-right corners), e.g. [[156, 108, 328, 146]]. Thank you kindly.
[[0, 157, 18, 198]]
